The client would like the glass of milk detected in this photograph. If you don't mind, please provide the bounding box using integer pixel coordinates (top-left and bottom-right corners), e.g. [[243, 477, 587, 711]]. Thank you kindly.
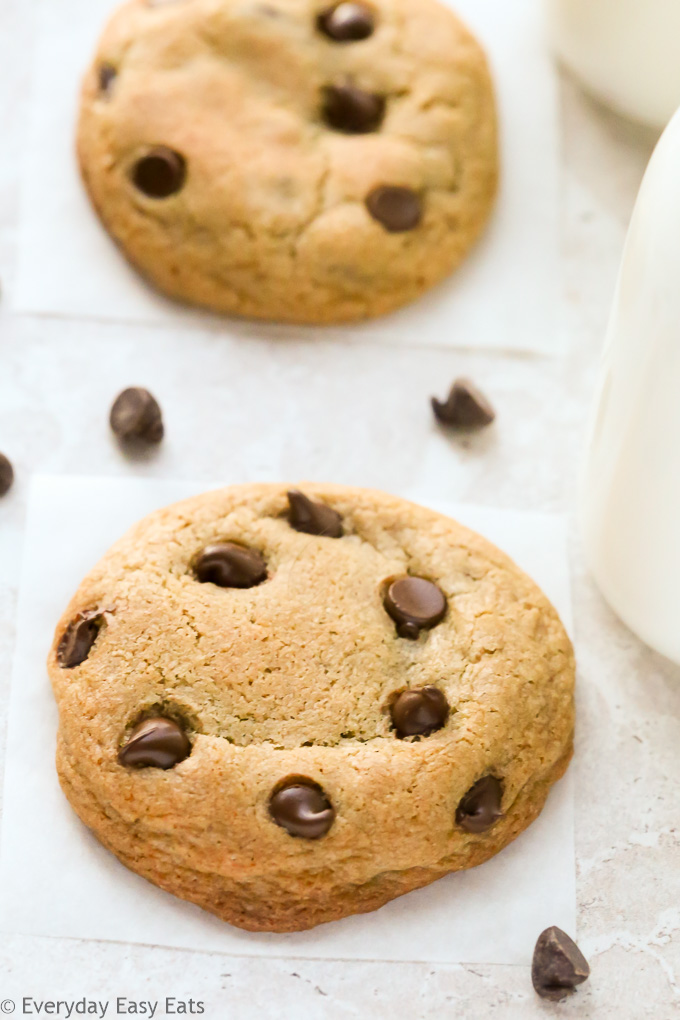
[[548, 0, 680, 129], [581, 106, 680, 664]]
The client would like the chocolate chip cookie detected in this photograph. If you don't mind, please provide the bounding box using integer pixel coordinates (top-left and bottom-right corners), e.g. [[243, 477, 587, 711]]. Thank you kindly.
[[77, 0, 498, 324], [49, 484, 574, 932]]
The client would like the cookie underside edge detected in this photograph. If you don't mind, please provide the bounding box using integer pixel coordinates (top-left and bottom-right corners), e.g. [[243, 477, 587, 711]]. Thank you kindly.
[[55, 738, 573, 934]]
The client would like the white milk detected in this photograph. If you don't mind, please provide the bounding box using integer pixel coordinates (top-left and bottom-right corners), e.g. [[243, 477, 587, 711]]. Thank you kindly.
[[548, 0, 680, 129], [582, 107, 680, 664]]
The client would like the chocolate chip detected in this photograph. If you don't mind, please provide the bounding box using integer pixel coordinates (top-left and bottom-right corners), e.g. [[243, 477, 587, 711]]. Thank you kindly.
[[0, 453, 14, 497], [384, 577, 446, 639], [118, 717, 191, 769], [269, 778, 335, 838], [110, 387, 164, 444], [131, 147, 186, 199], [432, 379, 496, 429], [58, 612, 104, 669], [456, 776, 504, 833], [317, 2, 375, 41], [391, 686, 449, 737], [287, 490, 343, 538], [194, 543, 267, 589], [98, 63, 117, 94], [322, 83, 385, 134], [532, 927, 590, 1002], [366, 186, 422, 232]]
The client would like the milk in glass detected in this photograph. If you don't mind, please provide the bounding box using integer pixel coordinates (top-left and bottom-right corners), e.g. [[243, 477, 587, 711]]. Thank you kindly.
[[582, 107, 680, 663], [548, 0, 680, 128]]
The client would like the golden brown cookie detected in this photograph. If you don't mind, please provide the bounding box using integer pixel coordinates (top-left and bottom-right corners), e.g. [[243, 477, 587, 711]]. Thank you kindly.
[[77, 0, 498, 324], [49, 484, 574, 932]]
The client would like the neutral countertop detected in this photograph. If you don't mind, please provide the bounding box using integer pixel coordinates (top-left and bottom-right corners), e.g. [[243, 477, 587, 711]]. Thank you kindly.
[[1, 3, 678, 1017]]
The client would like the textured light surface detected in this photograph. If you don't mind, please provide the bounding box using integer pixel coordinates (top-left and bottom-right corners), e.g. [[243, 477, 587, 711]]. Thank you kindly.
[[0, 0, 676, 1012]]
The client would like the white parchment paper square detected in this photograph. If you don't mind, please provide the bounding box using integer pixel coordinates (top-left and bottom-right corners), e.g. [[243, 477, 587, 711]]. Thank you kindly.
[[13, 0, 561, 355], [0, 475, 575, 964]]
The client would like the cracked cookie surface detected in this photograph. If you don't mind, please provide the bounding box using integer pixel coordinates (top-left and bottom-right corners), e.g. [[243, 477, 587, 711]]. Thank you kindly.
[[77, 0, 498, 324], [49, 484, 574, 932]]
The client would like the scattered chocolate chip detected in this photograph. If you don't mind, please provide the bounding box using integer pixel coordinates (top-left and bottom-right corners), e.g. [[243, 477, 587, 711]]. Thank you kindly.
[[391, 686, 449, 737], [0, 453, 14, 497], [384, 576, 447, 639], [366, 185, 422, 232], [432, 379, 496, 429], [131, 147, 186, 199], [98, 63, 117, 94], [532, 927, 590, 1002], [194, 543, 267, 589], [317, 2, 375, 41], [110, 387, 164, 444], [322, 83, 385, 134], [58, 612, 104, 669], [269, 778, 335, 838], [118, 717, 191, 769], [456, 776, 504, 833], [287, 490, 343, 538]]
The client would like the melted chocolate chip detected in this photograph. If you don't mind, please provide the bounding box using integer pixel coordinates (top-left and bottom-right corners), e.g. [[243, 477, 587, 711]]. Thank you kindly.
[[317, 2, 375, 41], [322, 83, 385, 134], [532, 927, 590, 1002], [366, 185, 422, 232], [456, 776, 504, 833], [384, 577, 447, 639], [98, 63, 117, 95], [110, 387, 164, 444], [58, 612, 104, 669], [0, 453, 14, 497], [269, 778, 335, 838], [287, 491, 343, 538], [194, 543, 267, 589], [391, 686, 449, 737], [118, 717, 191, 769], [432, 379, 496, 429], [132, 147, 186, 199]]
